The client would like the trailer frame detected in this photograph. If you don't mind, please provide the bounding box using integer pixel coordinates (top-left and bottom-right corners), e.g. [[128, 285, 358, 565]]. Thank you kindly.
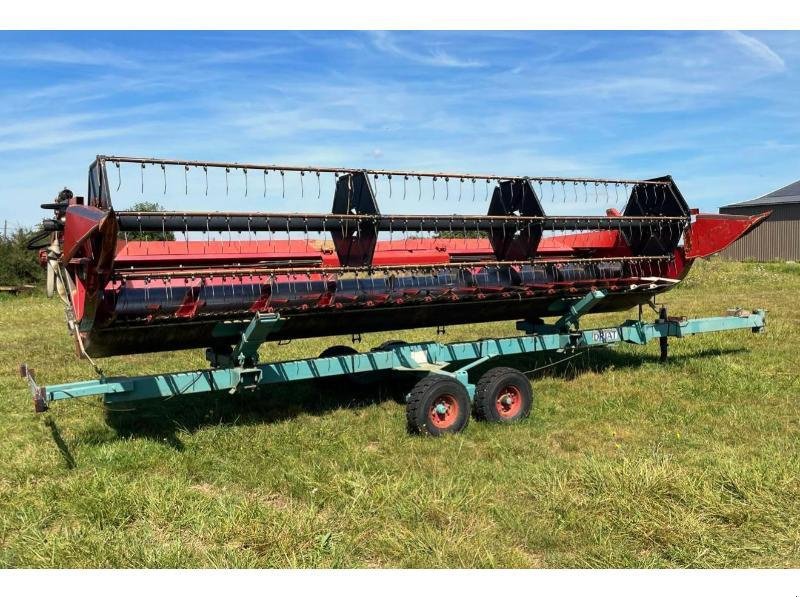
[[21, 290, 766, 433]]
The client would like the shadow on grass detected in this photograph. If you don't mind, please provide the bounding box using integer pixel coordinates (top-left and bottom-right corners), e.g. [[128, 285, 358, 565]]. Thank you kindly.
[[101, 375, 418, 450], [45, 416, 77, 469], [499, 346, 748, 382], [68, 346, 747, 449]]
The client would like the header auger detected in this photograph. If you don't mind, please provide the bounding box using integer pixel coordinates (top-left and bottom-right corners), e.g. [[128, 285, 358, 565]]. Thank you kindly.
[[23, 155, 768, 435]]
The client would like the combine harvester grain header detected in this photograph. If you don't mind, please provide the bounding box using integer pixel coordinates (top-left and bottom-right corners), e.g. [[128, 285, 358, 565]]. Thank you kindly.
[[22, 156, 768, 435]]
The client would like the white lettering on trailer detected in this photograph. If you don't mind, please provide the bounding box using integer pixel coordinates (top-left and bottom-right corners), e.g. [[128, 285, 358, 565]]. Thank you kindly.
[[591, 329, 619, 343]]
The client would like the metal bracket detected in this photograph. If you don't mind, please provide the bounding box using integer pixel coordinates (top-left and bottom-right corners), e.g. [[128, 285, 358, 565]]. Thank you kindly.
[[517, 289, 608, 334], [208, 313, 283, 369], [233, 313, 282, 366], [553, 289, 607, 332], [229, 367, 262, 394]]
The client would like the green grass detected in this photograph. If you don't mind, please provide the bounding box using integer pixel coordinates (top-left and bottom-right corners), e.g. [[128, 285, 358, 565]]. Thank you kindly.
[[1, 259, 799, 567]]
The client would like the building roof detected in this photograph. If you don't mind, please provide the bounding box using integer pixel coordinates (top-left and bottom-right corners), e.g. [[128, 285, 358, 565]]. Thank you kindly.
[[721, 180, 800, 208]]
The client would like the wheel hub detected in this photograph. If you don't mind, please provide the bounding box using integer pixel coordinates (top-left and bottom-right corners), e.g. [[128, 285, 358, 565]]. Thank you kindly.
[[495, 385, 522, 418], [428, 393, 459, 428]]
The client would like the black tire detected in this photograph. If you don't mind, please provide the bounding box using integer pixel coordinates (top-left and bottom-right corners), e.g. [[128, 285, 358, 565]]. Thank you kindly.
[[319, 345, 358, 359], [474, 367, 533, 423], [373, 340, 407, 352], [406, 375, 470, 436]]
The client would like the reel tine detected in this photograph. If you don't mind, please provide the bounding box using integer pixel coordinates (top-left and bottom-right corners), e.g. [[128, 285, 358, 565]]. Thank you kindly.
[[204, 165, 209, 196], [140, 163, 145, 195], [417, 175, 422, 202], [161, 163, 167, 194], [264, 169, 268, 198], [300, 171, 305, 198], [432, 176, 437, 201], [458, 177, 463, 203], [281, 170, 285, 199], [115, 161, 121, 191], [623, 182, 628, 211], [316, 171, 321, 199], [225, 167, 230, 196], [403, 174, 408, 201], [445, 177, 449, 202], [243, 168, 248, 197], [184, 164, 189, 195], [471, 177, 476, 202], [388, 174, 392, 199]]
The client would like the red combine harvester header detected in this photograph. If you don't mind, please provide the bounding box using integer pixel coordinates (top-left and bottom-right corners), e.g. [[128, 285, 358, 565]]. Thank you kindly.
[[22, 156, 767, 435]]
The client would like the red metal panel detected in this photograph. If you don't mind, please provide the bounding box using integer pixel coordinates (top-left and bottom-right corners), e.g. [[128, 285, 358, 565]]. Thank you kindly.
[[684, 212, 770, 259]]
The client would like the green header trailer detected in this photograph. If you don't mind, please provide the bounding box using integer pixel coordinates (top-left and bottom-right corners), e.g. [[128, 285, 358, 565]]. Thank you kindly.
[[22, 290, 766, 436]]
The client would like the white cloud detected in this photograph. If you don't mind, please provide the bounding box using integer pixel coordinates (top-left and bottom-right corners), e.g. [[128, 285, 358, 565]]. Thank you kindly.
[[0, 42, 139, 68], [369, 31, 486, 68], [726, 31, 785, 71]]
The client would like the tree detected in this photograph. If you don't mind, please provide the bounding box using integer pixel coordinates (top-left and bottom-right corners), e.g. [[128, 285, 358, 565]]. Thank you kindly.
[[121, 201, 175, 242], [0, 228, 45, 286]]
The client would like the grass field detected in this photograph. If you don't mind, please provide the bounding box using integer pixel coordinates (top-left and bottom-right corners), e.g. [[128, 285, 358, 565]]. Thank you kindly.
[[1, 259, 799, 568]]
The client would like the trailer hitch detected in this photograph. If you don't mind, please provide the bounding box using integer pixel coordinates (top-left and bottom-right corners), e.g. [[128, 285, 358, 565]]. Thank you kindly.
[[20, 364, 48, 413]]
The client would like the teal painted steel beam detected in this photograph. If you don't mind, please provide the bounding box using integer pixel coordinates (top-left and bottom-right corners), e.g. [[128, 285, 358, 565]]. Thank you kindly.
[[28, 309, 765, 409], [553, 289, 607, 332], [233, 313, 282, 364]]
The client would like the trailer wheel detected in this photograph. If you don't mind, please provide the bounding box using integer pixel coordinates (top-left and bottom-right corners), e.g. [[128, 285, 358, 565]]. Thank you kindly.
[[474, 367, 532, 423], [406, 375, 470, 436]]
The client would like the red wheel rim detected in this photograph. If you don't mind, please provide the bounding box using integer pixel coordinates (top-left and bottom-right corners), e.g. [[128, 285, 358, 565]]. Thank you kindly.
[[428, 393, 460, 429], [495, 385, 522, 419]]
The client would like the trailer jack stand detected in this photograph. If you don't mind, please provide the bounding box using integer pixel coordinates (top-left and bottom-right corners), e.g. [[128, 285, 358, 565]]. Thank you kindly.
[[658, 306, 669, 363]]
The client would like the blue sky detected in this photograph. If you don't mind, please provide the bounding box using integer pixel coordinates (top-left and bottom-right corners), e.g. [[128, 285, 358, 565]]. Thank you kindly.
[[1, 30, 799, 229]]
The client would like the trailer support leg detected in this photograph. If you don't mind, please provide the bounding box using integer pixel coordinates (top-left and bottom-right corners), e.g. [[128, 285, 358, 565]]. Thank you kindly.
[[658, 306, 669, 363]]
